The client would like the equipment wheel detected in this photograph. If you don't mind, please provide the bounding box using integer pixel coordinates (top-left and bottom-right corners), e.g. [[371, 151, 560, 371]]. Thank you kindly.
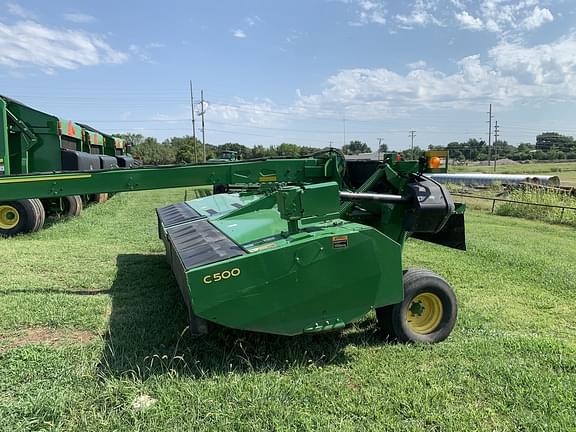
[[0, 199, 45, 236], [376, 269, 457, 343], [62, 195, 83, 217], [90, 193, 109, 203], [29, 199, 46, 232]]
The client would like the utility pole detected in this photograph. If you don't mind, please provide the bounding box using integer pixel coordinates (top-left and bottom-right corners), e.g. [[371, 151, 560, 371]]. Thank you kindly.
[[328, 141, 334, 149], [487, 104, 493, 167], [189, 80, 197, 163], [409, 130, 416, 159], [342, 114, 347, 148], [200, 90, 206, 162], [377, 137, 385, 161], [493, 120, 500, 172]]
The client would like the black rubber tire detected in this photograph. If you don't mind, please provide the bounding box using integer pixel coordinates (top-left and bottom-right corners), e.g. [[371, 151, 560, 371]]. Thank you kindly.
[[29, 199, 45, 233], [0, 199, 45, 236], [90, 193, 109, 203], [376, 269, 457, 343], [213, 184, 229, 194], [62, 195, 83, 217]]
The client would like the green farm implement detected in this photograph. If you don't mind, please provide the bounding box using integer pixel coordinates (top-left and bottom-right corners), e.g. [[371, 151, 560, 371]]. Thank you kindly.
[[0, 147, 466, 342], [0, 95, 134, 235]]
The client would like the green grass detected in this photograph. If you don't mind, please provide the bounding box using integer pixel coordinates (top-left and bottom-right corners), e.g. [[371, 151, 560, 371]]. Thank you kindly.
[[496, 189, 576, 227], [450, 161, 576, 186], [1, 189, 575, 431]]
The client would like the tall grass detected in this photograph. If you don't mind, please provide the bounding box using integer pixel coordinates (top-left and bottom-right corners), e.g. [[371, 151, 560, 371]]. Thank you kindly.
[[496, 189, 576, 226]]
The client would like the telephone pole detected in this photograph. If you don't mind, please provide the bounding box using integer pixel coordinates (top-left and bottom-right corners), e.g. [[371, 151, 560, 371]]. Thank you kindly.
[[493, 120, 500, 172], [377, 137, 385, 160], [200, 90, 206, 162], [409, 130, 416, 159], [189, 80, 197, 163], [487, 104, 493, 167], [342, 114, 347, 147]]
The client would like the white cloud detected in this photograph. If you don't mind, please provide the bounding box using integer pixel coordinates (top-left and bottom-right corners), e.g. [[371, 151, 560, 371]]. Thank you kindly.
[[245, 16, 261, 27], [6, 2, 35, 19], [407, 60, 427, 69], [232, 29, 247, 38], [395, 0, 442, 28], [344, 0, 555, 35], [0, 20, 127, 70], [349, 0, 387, 26], [455, 10, 483, 30], [293, 32, 576, 119], [63, 13, 96, 24], [522, 6, 553, 30]]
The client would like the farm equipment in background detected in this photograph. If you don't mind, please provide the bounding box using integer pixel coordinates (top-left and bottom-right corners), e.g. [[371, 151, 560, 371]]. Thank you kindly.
[[0, 148, 466, 342], [0, 95, 134, 235]]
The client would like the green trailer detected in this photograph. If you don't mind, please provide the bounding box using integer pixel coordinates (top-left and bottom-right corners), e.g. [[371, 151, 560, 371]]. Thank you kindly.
[[0, 149, 466, 342], [0, 95, 134, 234]]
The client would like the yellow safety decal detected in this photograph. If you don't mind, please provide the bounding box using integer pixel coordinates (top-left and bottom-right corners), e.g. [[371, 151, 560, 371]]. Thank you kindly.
[[332, 235, 349, 249], [0, 174, 92, 184], [203, 268, 241, 284], [258, 175, 277, 182]]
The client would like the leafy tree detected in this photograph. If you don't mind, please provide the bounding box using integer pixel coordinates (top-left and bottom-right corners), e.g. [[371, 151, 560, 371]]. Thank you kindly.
[[131, 137, 176, 165], [277, 143, 301, 157], [378, 143, 388, 152], [536, 132, 574, 152], [342, 140, 371, 155]]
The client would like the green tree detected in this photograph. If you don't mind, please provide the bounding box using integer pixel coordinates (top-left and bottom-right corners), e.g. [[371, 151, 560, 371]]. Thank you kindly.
[[277, 143, 301, 157], [342, 140, 371, 155], [131, 137, 176, 165], [536, 132, 574, 152]]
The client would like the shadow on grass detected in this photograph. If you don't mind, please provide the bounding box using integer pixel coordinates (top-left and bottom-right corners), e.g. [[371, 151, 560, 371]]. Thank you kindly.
[[98, 254, 384, 380]]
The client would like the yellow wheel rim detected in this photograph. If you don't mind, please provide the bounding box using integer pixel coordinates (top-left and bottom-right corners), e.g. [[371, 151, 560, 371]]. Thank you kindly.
[[406, 292, 443, 335], [0, 204, 20, 230]]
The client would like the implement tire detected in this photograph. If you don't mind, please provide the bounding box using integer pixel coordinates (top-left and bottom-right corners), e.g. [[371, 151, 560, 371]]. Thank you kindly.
[[0, 199, 45, 237], [376, 269, 457, 343], [62, 195, 83, 217], [90, 193, 109, 204]]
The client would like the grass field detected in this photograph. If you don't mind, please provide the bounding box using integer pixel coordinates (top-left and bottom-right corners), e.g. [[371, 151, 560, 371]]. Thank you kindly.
[[1, 189, 575, 431], [450, 161, 576, 186]]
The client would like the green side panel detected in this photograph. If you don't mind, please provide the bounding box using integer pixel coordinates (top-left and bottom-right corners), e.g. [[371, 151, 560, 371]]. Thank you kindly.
[[1, 97, 64, 174], [184, 224, 403, 336], [186, 193, 264, 218]]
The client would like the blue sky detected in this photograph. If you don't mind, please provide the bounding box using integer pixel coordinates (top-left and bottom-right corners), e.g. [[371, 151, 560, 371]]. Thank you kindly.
[[1, 0, 576, 151]]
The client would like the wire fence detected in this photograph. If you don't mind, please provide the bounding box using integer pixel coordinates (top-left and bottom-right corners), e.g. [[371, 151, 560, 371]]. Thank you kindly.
[[451, 193, 576, 223]]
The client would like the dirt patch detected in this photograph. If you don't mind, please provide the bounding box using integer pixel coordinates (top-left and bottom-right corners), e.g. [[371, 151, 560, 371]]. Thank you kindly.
[[0, 327, 97, 353]]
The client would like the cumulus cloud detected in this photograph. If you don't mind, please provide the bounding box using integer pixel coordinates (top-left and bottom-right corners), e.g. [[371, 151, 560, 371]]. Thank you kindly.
[[522, 6, 553, 30], [455, 10, 483, 30], [0, 20, 127, 70], [63, 13, 96, 24], [232, 29, 247, 38], [349, 0, 387, 26], [345, 0, 555, 35], [293, 32, 576, 119], [395, 0, 442, 29]]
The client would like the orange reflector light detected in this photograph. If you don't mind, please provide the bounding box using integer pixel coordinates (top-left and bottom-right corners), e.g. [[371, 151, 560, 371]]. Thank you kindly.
[[428, 156, 442, 169]]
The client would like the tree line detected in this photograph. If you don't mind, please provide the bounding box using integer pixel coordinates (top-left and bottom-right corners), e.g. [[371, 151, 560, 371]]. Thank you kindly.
[[116, 131, 576, 165]]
